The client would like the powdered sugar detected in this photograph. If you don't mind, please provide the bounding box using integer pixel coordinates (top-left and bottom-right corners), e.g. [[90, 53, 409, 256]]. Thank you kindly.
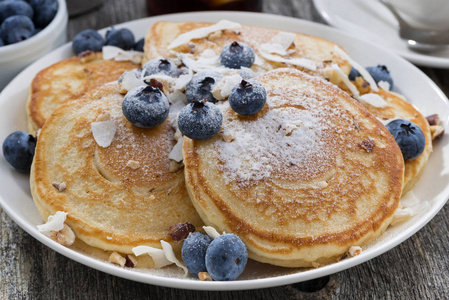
[[216, 86, 341, 185]]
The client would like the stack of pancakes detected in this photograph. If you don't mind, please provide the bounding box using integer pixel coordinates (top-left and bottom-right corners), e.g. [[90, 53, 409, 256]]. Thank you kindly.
[[28, 21, 432, 269]]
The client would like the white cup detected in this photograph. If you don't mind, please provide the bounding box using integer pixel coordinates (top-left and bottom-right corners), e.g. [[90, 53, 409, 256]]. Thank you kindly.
[[387, 0, 449, 30]]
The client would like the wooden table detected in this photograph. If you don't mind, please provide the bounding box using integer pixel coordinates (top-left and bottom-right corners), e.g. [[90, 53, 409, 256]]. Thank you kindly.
[[1, 0, 448, 298]]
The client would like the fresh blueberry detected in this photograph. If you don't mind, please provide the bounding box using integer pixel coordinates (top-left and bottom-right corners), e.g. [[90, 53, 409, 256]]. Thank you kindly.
[[178, 100, 223, 140], [105, 28, 135, 50], [386, 119, 426, 161], [220, 41, 256, 69], [348, 67, 361, 81], [229, 80, 267, 116], [181, 232, 212, 277], [238, 67, 256, 80], [2, 131, 36, 173], [142, 58, 179, 78], [0, 0, 34, 24], [205, 234, 248, 281], [133, 38, 144, 52], [72, 29, 105, 55], [122, 85, 169, 128], [29, 0, 58, 28], [185, 71, 222, 104], [366, 65, 394, 90], [0, 15, 34, 45]]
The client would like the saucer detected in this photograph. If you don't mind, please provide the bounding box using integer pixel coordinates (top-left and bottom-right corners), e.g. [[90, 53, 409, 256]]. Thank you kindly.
[[314, 0, 449, 68]]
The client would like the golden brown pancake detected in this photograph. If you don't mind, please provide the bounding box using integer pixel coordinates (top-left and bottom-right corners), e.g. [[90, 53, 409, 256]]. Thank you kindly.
[[30, 83, 204, 258], [27, 52, 138, 134], [143, 21, 351, 79], [183, 68, 404, 267]]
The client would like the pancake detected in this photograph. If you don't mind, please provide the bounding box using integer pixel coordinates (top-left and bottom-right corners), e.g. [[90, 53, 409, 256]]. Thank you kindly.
[[356, 88, 432, 194], [143, 21, 351, 80], [183, 68, 404, 267], [30, 83, 204, 259], [27, 52, 138, 134], [143, 20, 431, 193]]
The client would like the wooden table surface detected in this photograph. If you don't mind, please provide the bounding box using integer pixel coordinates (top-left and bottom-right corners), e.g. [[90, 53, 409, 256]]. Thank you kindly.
[[1, 0, 448, 299]]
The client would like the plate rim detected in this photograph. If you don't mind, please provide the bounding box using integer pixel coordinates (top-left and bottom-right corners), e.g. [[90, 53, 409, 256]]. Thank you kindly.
[[313, 0, 449, 68], [0, 11, 448, 291]]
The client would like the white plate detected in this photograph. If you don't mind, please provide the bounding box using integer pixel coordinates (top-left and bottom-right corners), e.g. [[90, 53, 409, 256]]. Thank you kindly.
[[314, 0, 449, 68], [0, 11, 448, 291]]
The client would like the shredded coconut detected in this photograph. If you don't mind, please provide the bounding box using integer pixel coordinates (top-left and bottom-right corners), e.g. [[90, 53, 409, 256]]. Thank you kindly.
[[359, 93, 388, 108], [168, 136, 184, 162], [160, 240, 188, 276], [168, 20, 242, 49], [102, 46, 143, 63], [91, 120, 117, 148], [258, 48, 317, 71], [334, 46, 379, 92], [331, 64, 360, 99], [203, 226, 221, 239], [37, 211, 67, 233]]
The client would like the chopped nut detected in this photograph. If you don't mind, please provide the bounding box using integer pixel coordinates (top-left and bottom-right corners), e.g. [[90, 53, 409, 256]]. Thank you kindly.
[[430, 125, 445, 140], [52, 182, 66, 192], [347, 246, 362, 257], [358, 139, 375, 152], [147, 78, 164, 92], [109, 251, 126, 267], [49, 224, 75, 247], [125, 255, 137, 268], [169, 222, 195, 242], [198, 272, 213, 281], [221, 133, 235, 143], [96, 111, 111, 122], [126, 160, 140, 170], [168, 160, 183, 172], [426, 114, 440, 126]]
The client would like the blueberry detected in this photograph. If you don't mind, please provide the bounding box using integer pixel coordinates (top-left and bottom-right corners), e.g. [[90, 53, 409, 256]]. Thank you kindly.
[[122, 85, 169, 128], [72, 29, 104, 55], [220, 41, 255, 69], [142, 58, 179, 78], [185, 71, 222, 104], [2, 131, 36, 173], [366, 65, 394, 90], [0, 0, 34, 24], [105, 28, 135, 50], [0, 15, 34, 45], [178, 100, 223, 140], [205, 234, 248, 281], [229, 80, 267, 116], [386, 119, 426, 161], [133, 38, 144, 52], [29, 0, 58, 28], [0, 37, 4, 47], [348, 67, 361, 81], [181, 232, 212, 277]]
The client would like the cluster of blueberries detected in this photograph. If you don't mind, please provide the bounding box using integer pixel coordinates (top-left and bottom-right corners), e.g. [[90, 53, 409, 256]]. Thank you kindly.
[[72, 27, 144, 55], [123, 41, 267, 140], [182, 232, 248, 281], [0, 0, 58, 46]]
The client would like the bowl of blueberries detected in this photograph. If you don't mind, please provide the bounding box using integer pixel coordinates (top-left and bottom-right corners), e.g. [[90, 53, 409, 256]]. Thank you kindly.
[[0, 0, 68, 90]]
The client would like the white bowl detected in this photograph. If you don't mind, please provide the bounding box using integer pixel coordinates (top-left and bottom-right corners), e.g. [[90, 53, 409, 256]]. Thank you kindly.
[[0, 0, 68, 90]]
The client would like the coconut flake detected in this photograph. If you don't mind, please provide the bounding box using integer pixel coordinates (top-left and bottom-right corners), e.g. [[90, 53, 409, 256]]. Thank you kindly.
[[174, 68, 193, 91], [91, 120, 117, 148], [378, 80, 391, 91], [132, 246, 172, 268], [168, 20, 242, 49], [37, 211, 67, 234], [212, 74, 243, 100], [331, 64, 360, 99], [271, 31, 296, 49], [203, 226, 221, 239], [160, 240, 188, 276], [334, 46, 379, 92], [258, 48, 317, 71], [359, 93, 388, 108], [169, 136, 184, 162], [103, 46, 143, 63], [119, 70, 145, 93]]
